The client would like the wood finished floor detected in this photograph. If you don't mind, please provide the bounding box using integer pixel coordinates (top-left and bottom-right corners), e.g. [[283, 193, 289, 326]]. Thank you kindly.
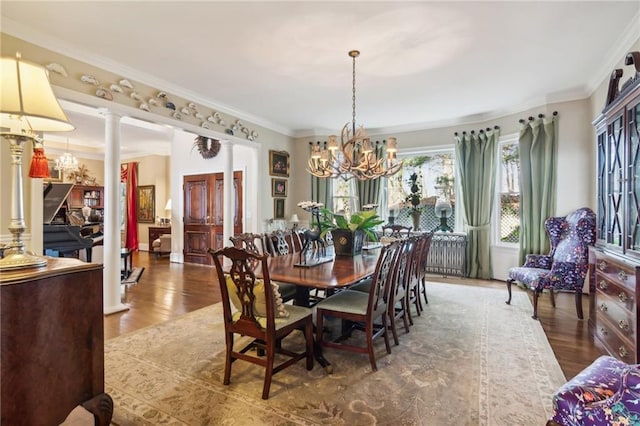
[[104, 251, 606, 380]]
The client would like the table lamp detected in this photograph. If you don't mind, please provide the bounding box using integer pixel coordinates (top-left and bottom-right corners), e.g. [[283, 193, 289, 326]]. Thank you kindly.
[[164, 199, 172, 224], [290, 214, 299, 230], [0, 52, 74, 270]]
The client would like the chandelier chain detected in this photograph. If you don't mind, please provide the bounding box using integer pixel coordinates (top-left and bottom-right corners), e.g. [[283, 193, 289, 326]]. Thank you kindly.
[[352, 52, 357, 136]]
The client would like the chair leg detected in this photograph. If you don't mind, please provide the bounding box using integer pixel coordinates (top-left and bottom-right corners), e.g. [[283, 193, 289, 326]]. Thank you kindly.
[[316, 309, 325, 348], [305, 321, 314, 370], [506, 279, 513, 305], [223, 332, 233, 385], [382, 315, 392, 355], [575, 290, 584, 320], [532, 289, 540, 320], [389, 310, 400, 346], [421, 277, 429, 305], [262, 339, 276, 399], [366, 322, 377, 372], [549, 288, 556, 307]]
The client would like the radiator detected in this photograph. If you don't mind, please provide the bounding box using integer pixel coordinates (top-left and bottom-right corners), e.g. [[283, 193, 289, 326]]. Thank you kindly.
[[426, 232, 467, 277]]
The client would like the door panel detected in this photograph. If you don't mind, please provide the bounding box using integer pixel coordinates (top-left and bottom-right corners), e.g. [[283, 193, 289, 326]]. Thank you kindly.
[[183, 171, 243, 266]]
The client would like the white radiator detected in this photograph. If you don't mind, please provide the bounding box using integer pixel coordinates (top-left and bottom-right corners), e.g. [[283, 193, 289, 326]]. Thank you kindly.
[[426, 233, 467, 277]]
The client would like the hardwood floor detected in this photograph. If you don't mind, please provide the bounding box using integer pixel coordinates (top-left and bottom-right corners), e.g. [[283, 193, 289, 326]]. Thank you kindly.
[[104, 251, 606, 380]]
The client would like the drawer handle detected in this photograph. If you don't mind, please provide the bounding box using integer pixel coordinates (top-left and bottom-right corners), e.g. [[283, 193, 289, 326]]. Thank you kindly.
[[619, 320, 630, 331], [600, 303, 608, 312], [619, 346, 629, 358], [619, 292, 629, 303], [599, 280, 608, 290], [599, 261, 607, 271], [619, 270, 628, 281], [600, 327, 608, 336]]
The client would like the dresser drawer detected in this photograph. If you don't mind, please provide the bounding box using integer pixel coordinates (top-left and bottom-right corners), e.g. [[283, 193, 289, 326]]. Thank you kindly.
[[596, 290, 636, 341], [595, 273, 636, 312], [595, 255, 637, 291], [595, 318, 636, 363]]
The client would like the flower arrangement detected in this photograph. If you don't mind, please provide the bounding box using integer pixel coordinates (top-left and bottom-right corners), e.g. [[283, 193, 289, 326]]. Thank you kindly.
[[404, 172, 424, 213], [318, 208, 383, 242]]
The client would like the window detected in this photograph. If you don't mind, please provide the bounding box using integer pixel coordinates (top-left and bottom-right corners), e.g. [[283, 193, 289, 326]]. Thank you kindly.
[[387, 150, 456, 232], [495, 137, 520, 245]]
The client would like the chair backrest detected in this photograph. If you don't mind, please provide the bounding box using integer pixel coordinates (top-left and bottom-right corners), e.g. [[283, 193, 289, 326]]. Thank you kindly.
[[391, 238, 414, 301], [367, 241, 402, 317], [210, 246, 276, 335], [229, 232, 267, 255], [264, 230, 293, 256], [381, 224, 412, 238], [547, 207, 596, 265]]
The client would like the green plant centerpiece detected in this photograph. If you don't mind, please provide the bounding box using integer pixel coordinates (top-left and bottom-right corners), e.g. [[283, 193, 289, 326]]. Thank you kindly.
[[405, 172, 424, 231], [319, 208, 384, 256]]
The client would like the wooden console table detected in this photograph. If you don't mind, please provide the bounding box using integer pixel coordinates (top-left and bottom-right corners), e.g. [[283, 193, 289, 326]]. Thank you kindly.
[[0, 258, 108, 424]]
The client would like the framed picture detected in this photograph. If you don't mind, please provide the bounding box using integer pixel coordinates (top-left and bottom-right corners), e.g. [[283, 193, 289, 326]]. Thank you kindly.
[[274, 198, 285, 219], [269, 150, 290, 177], [45, 159, 62, 182], [136, 185, 155, 223], [271, 178, 287, 197]]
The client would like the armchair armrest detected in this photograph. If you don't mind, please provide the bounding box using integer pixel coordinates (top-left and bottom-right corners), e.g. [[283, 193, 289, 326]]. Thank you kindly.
[[523, 254, 552, 269]]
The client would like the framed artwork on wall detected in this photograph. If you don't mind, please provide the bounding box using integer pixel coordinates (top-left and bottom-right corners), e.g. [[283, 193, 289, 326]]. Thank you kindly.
[[45, 159, 62, 182], [274, 198, 285, 219], [269, 150, 290, 177], [271, 178, 287, 197], [137, 185, 155, 223]]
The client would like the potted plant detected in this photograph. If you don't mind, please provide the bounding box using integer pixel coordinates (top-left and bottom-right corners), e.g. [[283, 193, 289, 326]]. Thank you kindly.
[[404, 172, 424, 231], [319, 208, 384, 256]]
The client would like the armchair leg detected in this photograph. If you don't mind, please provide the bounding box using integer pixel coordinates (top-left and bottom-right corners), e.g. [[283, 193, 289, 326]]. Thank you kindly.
[[532, 289, 540, 320], [575, 290, 584, 320], [549, 288, 556, 307], [506, 279, 513, 305]]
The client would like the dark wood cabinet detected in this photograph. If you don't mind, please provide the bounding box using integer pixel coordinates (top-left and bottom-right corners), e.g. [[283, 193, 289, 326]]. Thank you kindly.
[[590, 51, 640, 362], [0, 258, 105, 424], [149, 225, 171, 243]]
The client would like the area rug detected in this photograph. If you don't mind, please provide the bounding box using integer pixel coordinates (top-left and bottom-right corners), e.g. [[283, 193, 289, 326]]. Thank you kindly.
[[121, 267, 144, 285], [104, 282, 566, 425]]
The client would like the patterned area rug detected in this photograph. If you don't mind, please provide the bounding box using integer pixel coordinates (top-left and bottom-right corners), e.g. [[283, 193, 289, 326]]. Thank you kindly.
[[105, 282, 566, 425]]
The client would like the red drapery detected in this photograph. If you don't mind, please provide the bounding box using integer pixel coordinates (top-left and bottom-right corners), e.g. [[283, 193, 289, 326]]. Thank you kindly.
[[121, 162, 139, 250]]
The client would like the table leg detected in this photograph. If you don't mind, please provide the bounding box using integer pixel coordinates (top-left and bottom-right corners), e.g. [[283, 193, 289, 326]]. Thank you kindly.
[[294, 286, 333, 374]]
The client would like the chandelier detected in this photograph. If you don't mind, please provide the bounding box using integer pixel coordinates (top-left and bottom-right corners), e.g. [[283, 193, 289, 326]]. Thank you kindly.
[[55, 138, 79, 172], [307, 50, 402, 181]]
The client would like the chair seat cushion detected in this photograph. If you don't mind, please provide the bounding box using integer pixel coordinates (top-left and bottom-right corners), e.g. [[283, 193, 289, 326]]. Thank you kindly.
[[316, 289, 369, 315], [232, 304, 311, 330], [508, 266, 548, 289]]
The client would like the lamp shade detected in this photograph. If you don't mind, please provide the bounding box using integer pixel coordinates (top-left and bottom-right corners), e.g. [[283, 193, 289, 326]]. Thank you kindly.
[[165, 199, 172, 211], [290, 214, 299, 223], [0, 53, 74, 133]]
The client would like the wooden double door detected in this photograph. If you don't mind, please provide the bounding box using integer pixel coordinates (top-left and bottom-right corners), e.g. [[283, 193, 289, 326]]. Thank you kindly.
[[183, 171, 243, 266]]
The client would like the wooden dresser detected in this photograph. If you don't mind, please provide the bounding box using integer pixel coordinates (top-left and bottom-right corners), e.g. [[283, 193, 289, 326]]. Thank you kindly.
[[0, 258, 106, 424], [590, 248, 640, 362], [590, 51, 640, 362]]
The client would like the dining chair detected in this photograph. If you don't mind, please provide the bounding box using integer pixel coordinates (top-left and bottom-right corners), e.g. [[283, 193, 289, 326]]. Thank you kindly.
[[209, 246, 314, 399], [229, 233, 297, 303], [315, 241, 401, 371], [381, 224, 412, 238], [264, 230, 294, 256], [406, 233, 434, 321]]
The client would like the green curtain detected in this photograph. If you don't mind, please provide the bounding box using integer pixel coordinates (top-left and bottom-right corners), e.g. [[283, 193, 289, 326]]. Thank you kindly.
[[518, 113, 558, 264], [311, 175, 332, 212], [455, 128, 499, 279], [356, 144, 384, 210]]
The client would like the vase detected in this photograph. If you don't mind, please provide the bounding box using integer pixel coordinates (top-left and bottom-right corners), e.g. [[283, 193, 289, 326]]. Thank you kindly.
[[410, 210, 421, 232], [331, 228, 365, 256]]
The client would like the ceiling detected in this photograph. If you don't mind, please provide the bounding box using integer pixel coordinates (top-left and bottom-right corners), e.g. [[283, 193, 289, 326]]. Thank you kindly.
[[2, 1, 639, 156]]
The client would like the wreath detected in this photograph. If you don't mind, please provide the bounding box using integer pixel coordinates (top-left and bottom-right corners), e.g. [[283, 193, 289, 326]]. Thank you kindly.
[[193, 136, 221, 159]]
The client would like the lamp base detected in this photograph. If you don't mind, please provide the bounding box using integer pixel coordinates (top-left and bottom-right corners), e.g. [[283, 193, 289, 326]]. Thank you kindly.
[[0, 251, 48, 271]]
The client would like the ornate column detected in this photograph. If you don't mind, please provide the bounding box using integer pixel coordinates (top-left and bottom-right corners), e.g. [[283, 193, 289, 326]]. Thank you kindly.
[[102, 110, 128, 314], [220, 140, 234, 247]]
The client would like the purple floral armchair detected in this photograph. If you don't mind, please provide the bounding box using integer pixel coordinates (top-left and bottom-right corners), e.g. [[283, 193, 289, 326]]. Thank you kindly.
[[547, 355, 640, 426], [506, 207, 596, 320]]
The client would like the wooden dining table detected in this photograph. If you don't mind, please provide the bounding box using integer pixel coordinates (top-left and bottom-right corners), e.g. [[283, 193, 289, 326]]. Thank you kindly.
[[265, 246, 381, 306]]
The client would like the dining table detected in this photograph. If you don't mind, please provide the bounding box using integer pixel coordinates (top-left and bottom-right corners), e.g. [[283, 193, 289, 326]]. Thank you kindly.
[[221, 245, 382, 373]]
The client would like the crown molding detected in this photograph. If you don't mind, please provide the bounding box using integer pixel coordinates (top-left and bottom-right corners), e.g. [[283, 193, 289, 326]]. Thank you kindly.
[[1, 18, 296, 138]]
